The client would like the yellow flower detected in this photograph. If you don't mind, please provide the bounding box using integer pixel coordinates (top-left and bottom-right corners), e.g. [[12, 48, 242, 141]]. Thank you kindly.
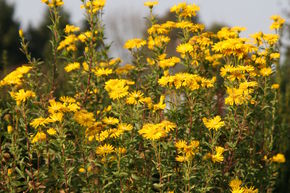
[[230, 179, 243, 192], [60, 96, 76, 103], [126, 90, 144, 105], [7, 125, 13, 134], [211, 146, 225, 163], [271, 84, 279, 89], [0, 65, 32, 87], [105, 79, 134, 100], [153, 95, 166, 112], [30, 117, 50, 129], [19, 29, 24, 38], [270, 53, 280, 60], [74, 109, 95, 127], [64, 25, 80, 34], [202, 116, 225, 131], [116, 64, 135, 75], [10, 89, 36, 106], [41, 0, 64, 7], [118, 123, 133, 131], [270, 15, 285, 30], [244, 186, 258, 193], [57, 34, 78, 51], [64, 62, 80, 72], [102, 117, 119, 125], [116, 147, 127, 155], [79, 168, 86, 173], [94, 67, 113, 77], [47, 128, 57, 136], [158, 57, 180, 69], [144, 1, 158, 8], [139, 123, 166, 140], [31, 131, 46, 143], [175, 140, 187, 149], [271, 153, 286, 163], [96, 144, 114, 156], [176, 43, 193, 55], [260, 67, 272, 77], [124, 38, 146, 50], [81, 0, 106, 13], [8, 168, 13, 176]]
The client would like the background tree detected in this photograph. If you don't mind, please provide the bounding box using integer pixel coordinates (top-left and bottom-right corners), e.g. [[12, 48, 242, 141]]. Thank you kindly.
[[0, 0, 25, 73]]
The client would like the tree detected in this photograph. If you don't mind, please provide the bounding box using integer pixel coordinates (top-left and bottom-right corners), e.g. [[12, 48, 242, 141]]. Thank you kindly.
[[0, 0, 25, 71]]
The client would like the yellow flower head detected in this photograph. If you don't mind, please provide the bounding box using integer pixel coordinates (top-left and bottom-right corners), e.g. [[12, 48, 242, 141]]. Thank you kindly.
[[96, 144, 114, 156], [124, 38, 146, 50], [10, 89, 36, 106], [64, 62, 80, 72], [270, 15, 285, 30], [105, 79, 134, 100], [202, 116, 225, 131], [271, 153, 286, 163], [144, 1, 158, 8], [102, 117, 119, 125]]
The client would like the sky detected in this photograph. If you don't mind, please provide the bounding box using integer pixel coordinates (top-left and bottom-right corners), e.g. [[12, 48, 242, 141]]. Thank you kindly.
[[7, 0, 287, 33], [6, 0, 289, 58]]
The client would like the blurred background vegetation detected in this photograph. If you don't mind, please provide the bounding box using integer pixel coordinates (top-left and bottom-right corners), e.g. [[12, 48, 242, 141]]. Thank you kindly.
[[0, 0, 289, 191]]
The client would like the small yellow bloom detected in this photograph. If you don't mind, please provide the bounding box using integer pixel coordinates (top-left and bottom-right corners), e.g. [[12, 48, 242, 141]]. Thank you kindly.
[[8, 168, 13, 176], [79, 168, 86, 173], [96, 144, 114, 156], [202, 116, 225, 131], [271, 153, 286, 163], [7, 125, 13, 134], [144, 1, 158, 8], [47, 128, 57, 136], [271, 84, 279, 90], [124, 38, 146, 50], [19, 29, 24, 38]]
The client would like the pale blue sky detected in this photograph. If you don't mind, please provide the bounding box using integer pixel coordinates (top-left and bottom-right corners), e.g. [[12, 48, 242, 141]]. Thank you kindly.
[[7, 0, 287, 34], [6, 0, 289, 59]]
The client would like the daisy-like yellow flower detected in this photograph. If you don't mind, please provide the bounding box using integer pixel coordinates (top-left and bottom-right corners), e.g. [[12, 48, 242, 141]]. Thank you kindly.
[[116, 64, 135, 75], [30, 117, 50, 129], [139, 123, 166, 140], [31, 131, 46, 144], [81, 0, 106, 14], [271, 153, 286, 163], [175, 140, 200, 162], [260, 67, 272, 77], [47, 128, 57, 136], [175, 140, 187, 149], [74, 109, 95, 127], [144, 1, 158, 8], [64, 25, 80, 34], [270, 15, 285, 30], [10, 89, 36, 106], [118, 123, 133, 131], [41, 0, 64, 7], [94, 67, 113, 77], [7, 125, 13, 134], [153, 95, 166, 112], [124, 38, 146, 50], [102, 117, 119, 125], [96, 144, 114, 156], [0, 65, 32, 87], [105, 79, 134, 100], [229, 179, 243, 192], [176, 43, 193, 55], [211, 146, 225, 163], [116, 147, 127, 155], [126, 90, 144, 105], [64, 62, 80, 72], [271, 84, 279, 90], [202, 116, 225, 131]]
